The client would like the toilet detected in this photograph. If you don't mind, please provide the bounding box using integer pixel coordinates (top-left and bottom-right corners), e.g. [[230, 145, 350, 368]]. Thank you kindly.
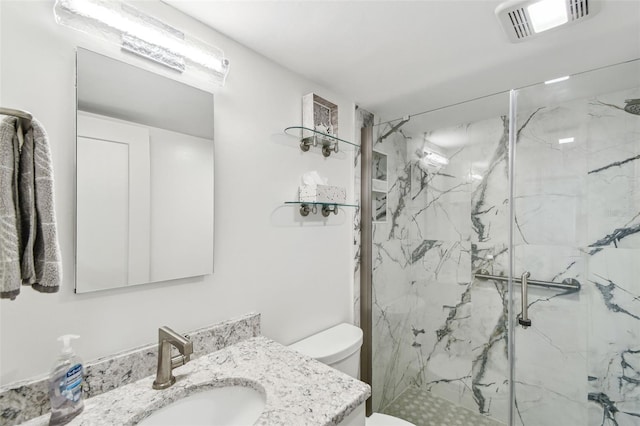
[[289, 323, 415, 426]]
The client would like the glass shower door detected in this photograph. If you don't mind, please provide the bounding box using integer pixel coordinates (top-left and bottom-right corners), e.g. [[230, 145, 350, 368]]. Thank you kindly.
[[509, 60, 640, 426], [366, 93, 513, 426]]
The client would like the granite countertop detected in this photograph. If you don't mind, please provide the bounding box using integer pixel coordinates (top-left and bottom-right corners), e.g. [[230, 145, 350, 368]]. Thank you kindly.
[[23, 336, 371, 426]]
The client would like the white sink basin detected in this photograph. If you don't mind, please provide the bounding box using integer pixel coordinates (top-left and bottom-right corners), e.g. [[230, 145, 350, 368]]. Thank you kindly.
[[138, 386, 266, 426]]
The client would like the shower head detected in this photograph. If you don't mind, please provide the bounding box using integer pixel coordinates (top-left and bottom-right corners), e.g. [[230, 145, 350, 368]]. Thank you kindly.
[[624, 99, 640, 115]]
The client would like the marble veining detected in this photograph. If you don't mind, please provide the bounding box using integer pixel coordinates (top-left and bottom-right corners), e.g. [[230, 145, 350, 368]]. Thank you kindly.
[[0, 313, 260, 425], [588, 154, 640, 175], [21, 337, 370, 426]]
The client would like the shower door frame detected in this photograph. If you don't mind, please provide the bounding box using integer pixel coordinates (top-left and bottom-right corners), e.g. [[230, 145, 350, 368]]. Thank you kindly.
[[507, 89, 518, 426], [360, 126, 374, 417]]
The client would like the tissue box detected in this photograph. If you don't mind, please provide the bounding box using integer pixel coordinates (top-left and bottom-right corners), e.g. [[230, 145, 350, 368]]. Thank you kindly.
[[299, 185, 346, 203]]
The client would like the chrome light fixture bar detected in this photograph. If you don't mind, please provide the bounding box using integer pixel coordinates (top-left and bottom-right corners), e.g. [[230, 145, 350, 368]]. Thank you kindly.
[[54, 0, 230, 86]]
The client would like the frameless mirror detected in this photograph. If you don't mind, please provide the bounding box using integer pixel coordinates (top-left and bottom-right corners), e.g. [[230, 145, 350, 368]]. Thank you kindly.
[[75, 48, 214, 293]]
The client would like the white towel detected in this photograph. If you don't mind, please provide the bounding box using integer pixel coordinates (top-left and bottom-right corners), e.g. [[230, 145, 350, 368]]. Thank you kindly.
[[20, 118, 62, 293], [0, 117, 22, 299]]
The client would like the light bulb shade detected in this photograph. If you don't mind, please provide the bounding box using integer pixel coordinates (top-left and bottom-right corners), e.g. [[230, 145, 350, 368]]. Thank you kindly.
[[527, 0, 568, 33], [54, 0, 230, 86]]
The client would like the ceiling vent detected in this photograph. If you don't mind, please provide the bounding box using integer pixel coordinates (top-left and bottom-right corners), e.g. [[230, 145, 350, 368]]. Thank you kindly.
[[496, 0, 599, 42]]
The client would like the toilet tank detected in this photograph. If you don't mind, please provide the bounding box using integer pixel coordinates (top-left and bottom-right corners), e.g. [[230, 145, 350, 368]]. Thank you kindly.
[[289, 323, 363, 378]]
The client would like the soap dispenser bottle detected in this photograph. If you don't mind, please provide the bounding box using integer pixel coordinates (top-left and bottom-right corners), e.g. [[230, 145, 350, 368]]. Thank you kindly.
[[48, 335, 84, 425]]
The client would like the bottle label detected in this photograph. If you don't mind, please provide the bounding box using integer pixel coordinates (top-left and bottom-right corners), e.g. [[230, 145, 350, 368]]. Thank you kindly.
[[60, 364, 83, 402]]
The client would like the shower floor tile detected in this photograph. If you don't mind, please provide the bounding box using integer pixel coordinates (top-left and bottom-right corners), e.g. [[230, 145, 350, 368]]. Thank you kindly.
[[381, 386, 505, 426]]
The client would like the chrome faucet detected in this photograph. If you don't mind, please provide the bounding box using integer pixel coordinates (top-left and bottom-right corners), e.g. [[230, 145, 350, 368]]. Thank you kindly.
[[152, 326, 194, 390]]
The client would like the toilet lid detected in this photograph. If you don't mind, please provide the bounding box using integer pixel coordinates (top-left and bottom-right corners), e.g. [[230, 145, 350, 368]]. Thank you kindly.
[[289, 323, 363, 365]]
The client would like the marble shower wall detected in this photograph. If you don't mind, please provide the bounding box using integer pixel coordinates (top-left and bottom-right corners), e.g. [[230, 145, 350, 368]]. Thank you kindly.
[[366, 87, 639, 426], [366, 113, 512, 421], [512, 88, 640, 426], [369, 121, 414, 412]]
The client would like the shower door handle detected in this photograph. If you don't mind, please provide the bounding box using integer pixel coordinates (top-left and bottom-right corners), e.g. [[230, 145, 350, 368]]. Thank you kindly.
[[518, 271, 531, 328]]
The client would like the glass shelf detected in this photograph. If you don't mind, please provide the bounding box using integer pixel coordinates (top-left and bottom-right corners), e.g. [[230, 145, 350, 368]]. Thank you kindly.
[[285, 201, 359, 217], [284, 126, 359, 156]]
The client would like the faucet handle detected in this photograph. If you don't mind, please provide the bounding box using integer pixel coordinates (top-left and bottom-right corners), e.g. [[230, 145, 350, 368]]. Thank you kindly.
[[184, 339, 194, 359], [183, 334, 194, 354]]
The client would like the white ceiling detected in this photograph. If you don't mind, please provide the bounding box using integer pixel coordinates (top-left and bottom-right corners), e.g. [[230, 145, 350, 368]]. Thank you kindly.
[[165, 0, 640, 127]]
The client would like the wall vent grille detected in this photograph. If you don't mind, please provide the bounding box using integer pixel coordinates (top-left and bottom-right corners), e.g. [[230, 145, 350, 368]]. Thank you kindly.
[[507, 7, 533, 39], [569, 0, 590, 20]]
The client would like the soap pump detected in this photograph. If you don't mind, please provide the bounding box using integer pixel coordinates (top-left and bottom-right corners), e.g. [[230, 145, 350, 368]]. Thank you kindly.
[[48, 335, 84, 425]]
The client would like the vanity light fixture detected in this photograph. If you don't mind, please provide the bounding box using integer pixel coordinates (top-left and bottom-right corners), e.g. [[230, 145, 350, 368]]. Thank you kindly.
[[53, 0, 230, 86], [495, 0, 599, 43]]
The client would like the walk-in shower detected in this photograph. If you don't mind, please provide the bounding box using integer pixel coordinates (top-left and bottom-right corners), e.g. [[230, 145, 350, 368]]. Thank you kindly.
[[358, 59, 640, 426]]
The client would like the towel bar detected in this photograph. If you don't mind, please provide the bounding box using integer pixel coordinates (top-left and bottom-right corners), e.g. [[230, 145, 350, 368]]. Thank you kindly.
[[474, 269, 581, 292], [0, 106, 32, 130]]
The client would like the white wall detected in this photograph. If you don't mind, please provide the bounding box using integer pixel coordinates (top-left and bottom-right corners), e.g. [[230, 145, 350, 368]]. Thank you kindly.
[[0, 1, 355, 385]]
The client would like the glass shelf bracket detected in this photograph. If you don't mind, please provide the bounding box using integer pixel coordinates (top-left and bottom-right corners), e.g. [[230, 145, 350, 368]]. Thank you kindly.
[[284, 126, 359, 157], [284, 201, 358, 217]]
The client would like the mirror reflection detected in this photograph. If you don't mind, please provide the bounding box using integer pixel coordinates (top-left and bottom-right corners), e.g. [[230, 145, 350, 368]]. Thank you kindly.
[[75, 48, 214, 293]]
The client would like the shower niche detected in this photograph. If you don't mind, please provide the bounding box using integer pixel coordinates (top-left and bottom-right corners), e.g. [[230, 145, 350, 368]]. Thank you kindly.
[[372, 150, 388, 222]]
